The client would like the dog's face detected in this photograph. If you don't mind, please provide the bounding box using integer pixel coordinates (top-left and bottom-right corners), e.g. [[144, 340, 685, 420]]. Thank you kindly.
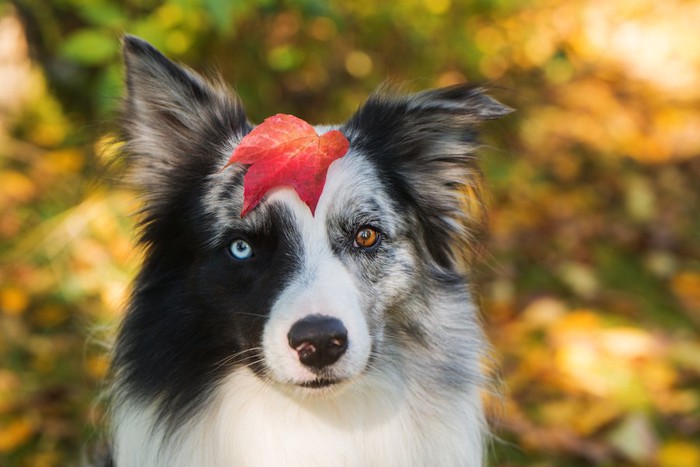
[[201, 152, 410, 389], [114, 36, 511, 420]]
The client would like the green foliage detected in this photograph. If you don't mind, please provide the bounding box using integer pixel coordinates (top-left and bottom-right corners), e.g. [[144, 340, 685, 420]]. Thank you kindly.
[[61, 29, 118, 64]]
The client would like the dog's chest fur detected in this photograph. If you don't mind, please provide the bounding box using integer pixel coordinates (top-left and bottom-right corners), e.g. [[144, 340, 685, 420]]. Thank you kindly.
[[113, 369, 484, 467]]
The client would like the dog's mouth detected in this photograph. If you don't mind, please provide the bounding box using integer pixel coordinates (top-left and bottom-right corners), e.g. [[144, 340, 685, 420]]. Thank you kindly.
[[299, 377, 342, 389]]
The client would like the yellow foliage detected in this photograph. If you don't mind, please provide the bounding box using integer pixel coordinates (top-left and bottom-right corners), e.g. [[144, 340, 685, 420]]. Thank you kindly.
[[345, 51, 373, 79], [30, 122, 66, 147], [155, 3, 184, 28], [572, 400, 621, 436], [423, 0, 450, 15], [0, 286, 29, 316], [44, 148, 84, 174], [86, 354, 110, 380], [599, 327, 661, 359], [521, 297, 567, 329], [0, 417, 34, 453], [94, 134, 123, 163], [0, 370, 21, 413], [655, 390, 699, 415], [669, 340, 700, 374], [24, 452, 61, 467], [0, 170, 35, 204], [672, 272, 700, 313], [550, 313, 673, 406], [165, 30, 191, 55], [658, 441, 700, 467]]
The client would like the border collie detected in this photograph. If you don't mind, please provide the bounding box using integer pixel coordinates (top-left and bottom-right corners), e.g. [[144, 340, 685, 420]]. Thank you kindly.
[[105, 35, 511, 466]]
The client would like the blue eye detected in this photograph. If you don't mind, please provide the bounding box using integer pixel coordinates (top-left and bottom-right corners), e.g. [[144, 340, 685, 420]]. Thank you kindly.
[[228, 239, 253, 260]]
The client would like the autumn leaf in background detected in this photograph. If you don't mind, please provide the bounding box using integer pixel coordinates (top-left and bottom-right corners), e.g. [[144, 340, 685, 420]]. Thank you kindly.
[[224, 114, 349, 217]]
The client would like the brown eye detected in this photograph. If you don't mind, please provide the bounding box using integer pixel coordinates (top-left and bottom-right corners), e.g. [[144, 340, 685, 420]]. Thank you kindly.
[[354, 227, 381, 249]]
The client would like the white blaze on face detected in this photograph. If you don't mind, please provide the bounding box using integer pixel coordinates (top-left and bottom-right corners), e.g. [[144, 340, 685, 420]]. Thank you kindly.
[[261, 156, 375, 386]]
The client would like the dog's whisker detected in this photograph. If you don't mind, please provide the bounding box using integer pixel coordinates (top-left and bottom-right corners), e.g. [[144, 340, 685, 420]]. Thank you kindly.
[[210, 347, 264, 370], [232, 312, 270, 320]]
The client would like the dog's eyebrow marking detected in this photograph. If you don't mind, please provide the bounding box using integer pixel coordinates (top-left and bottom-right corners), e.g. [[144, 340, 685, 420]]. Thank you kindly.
[[357, 199, 382, 215], [345, 200, 383, 222], [327, 199, 383, 227]]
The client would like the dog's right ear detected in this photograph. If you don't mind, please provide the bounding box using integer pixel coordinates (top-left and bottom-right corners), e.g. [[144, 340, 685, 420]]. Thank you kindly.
[[343, 84, 512, 269], [120, 35, 249, 197]]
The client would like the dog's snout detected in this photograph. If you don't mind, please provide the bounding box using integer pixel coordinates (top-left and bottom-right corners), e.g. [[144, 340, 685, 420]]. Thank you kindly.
[[288, 315, 348, 369]]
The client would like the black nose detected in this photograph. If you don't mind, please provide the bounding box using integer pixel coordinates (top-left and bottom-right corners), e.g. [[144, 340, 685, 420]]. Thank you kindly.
[[287, 315, 348, 370]]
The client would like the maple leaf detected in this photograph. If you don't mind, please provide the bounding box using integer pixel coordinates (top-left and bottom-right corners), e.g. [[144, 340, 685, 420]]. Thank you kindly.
[[223, 114, 350, 217]]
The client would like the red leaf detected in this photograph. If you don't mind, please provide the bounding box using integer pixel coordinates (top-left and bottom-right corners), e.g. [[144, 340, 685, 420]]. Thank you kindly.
[[223, 114, 350, 217]]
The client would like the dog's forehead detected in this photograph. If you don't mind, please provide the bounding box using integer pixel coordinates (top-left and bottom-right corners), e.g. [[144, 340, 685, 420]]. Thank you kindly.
[[202, 148, 397, 242], [256, 151, 394, 225], [317, 151, 388, 216]]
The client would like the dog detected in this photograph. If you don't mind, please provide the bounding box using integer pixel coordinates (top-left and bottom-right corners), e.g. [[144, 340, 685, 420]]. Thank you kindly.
[[104, 34, 511, 466]]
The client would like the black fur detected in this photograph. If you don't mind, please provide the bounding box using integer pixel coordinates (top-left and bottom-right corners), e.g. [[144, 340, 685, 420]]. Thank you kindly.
[[114, 201, 305, 428]]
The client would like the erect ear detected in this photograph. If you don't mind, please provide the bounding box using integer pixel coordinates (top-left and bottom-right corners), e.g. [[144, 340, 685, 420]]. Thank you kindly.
[[343, 84, 513, 269], [120, 35, 250, 199]]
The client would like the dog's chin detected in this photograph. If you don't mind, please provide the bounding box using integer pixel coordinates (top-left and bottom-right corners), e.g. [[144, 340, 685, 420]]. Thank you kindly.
[[280, 376, 353, 398]]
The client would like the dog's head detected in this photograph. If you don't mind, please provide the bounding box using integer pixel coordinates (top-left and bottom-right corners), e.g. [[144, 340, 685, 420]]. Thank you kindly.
[[114, 35, 511, 420]]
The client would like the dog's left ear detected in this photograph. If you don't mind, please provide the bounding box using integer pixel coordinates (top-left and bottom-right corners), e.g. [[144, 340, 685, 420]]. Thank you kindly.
[[120, 35, 250, 200], [344, 84, 513, 268]]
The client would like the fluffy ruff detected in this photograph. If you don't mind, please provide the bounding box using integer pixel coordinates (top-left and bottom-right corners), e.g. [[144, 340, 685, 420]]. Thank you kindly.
[[106, 35, 511, 467]]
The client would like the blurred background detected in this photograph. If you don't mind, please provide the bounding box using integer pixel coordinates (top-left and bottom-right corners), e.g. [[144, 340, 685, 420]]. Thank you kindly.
[[0, 0, 699, 465]]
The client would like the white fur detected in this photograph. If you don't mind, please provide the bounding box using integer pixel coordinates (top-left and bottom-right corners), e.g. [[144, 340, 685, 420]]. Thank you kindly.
[[261, 196, 371, 385], [261, 154, 387, 385], [113, 367, 484, 467]]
